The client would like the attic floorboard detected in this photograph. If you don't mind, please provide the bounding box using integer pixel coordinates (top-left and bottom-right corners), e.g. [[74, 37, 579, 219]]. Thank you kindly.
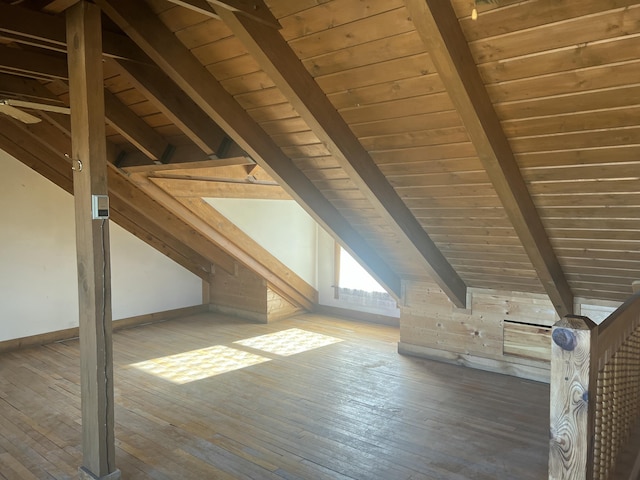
[[0, 313, 549, 479]]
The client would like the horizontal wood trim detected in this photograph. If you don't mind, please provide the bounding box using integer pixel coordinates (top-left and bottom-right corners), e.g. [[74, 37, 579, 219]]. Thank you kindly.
[[314, 304, 400, 327], [0, 304, 209, 354], [208, 304, 268, 323], [398, 342, 550, 383]]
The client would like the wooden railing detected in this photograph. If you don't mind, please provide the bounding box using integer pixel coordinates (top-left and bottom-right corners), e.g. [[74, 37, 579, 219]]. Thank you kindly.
[[549, 291, 640, 479]]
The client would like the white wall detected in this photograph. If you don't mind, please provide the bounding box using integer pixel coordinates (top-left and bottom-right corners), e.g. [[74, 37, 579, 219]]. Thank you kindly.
[[0, 150, 202, 342], [204, 197, 400, 318], [204, 198, 318, 286]]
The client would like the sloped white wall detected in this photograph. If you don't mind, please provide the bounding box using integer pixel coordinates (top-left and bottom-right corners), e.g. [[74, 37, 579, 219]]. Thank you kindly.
[[0, 150, 202, 342], [204, 197, 400, 318], [204, 197, 318, 287]]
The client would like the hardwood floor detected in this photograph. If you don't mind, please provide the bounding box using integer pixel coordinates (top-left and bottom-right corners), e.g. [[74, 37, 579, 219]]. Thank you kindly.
[[0, 312, 549, 479]]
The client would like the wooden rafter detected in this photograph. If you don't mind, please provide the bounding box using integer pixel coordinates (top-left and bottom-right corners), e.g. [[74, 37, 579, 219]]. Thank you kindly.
[[0, 2, 149, 64], [96, 0, 402, 298], [404, 0, 573, 317], [103, 88, 171, 162], [129, 172, 317, 310], [149, 176, 292, 200], [0, 3, 229, 159], [0, 44, 68, 80], [0, 114, 223, 280], [0, 56, 168, 163], [108, 59, 228, 157], [167, 0, 280, 28], [210, 1, 467, 308]]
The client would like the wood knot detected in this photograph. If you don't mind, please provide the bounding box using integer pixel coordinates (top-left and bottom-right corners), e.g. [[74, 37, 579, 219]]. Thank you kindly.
[[552, 328, 577, 351]]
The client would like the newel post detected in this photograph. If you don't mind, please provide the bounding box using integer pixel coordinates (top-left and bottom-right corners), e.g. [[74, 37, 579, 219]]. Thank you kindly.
[[549, 315, 598, 480]]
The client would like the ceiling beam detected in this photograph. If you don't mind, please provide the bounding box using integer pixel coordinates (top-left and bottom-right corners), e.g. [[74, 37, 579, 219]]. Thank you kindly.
[[404, 0, 573, 317], [0, 72, 67, 103], [96, 0, 402, 298], [148, 176, 292, 200], [166, 0, 280, 28], [212, 2, 467, 308], [0, 2, 150, 64], [0, 113, 223, 279], [128, 172, 316, 310], [0, 66, 169, 163], [108, 59, 228, 157], [45, 78, 170, 162], [103, 89, 170, 162], [0, 44, 68, 80]]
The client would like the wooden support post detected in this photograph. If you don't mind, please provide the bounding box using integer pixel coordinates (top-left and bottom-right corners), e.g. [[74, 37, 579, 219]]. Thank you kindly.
[[67, 2, 120, 479], [549, 315, 597, 480]]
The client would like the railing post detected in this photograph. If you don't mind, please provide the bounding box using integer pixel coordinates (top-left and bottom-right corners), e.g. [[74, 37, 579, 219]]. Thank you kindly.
[[549, 315, 598, 480]]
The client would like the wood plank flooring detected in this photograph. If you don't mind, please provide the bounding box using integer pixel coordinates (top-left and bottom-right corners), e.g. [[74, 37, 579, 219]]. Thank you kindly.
[[0, 312, 549, 479]]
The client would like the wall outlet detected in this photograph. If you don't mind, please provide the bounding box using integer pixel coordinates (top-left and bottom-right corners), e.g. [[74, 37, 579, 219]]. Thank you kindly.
[[92, 195, 109, 219]]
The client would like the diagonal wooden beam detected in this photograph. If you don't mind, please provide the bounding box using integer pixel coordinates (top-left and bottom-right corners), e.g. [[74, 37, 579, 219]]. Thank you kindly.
[[0, 73, 64, 103], [0, 3, 237, 159], [128, 172, 317, 310], [46, 78, 170, 162], [96, 0, 402, 298], [0, 44, 68, 80], [0, 2, 150, 64], [108, 59, 227, 157], [103, 89, 170, 162], [166, 0, 280, 28], [0, 60, 169, 163], [404, 0, 573, 317], [211, 2, 467, 308], [0, 113, 221, 279]]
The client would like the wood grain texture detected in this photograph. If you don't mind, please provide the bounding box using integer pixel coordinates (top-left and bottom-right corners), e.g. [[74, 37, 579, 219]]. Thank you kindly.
[[215, 4, 467, 308], [503, 322, 551, 362], [66, 2, 118, 477], [404, 0, 573, 318], [0, 312, 550, 479], [97, 0, 402, 298], [549, 316, 596, 480]]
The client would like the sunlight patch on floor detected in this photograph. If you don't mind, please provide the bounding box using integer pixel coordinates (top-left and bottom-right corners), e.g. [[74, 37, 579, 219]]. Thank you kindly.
[[234, 328, 343, 356], [130, 345, 270, 384]]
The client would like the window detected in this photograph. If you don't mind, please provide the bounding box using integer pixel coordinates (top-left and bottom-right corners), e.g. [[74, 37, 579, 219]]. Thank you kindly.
[[334, 243, 396, 309]]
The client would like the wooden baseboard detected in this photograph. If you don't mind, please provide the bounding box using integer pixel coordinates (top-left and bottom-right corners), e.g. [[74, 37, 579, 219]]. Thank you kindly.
[[314, 304, 399, 327], [209, 304, 268, 323], [0, 304, 208, 354], [398, 342, 550, 383]]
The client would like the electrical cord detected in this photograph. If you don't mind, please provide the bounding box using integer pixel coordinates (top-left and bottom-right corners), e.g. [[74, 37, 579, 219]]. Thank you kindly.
[[100, 217, 112, 471]]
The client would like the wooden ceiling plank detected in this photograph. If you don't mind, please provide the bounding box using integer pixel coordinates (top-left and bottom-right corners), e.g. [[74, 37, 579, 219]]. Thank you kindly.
[[97, 0, 402, 298], [150, 176, 292, 199], [43, 0, 81, 14], [214, 3, 467, 307], [0, 67, 170, 163], [405, 0, 573, 317], [0, 72, 66, 103], [165, 0, 281, 28], [0, 2, 149, 64], [0, 44, 68, 80], [109, 59, 229, 157], [103, 89, 169, 161]]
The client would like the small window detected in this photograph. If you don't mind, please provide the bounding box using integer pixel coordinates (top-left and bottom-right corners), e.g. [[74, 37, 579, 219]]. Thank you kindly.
[[334, 243, 395, 309]]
